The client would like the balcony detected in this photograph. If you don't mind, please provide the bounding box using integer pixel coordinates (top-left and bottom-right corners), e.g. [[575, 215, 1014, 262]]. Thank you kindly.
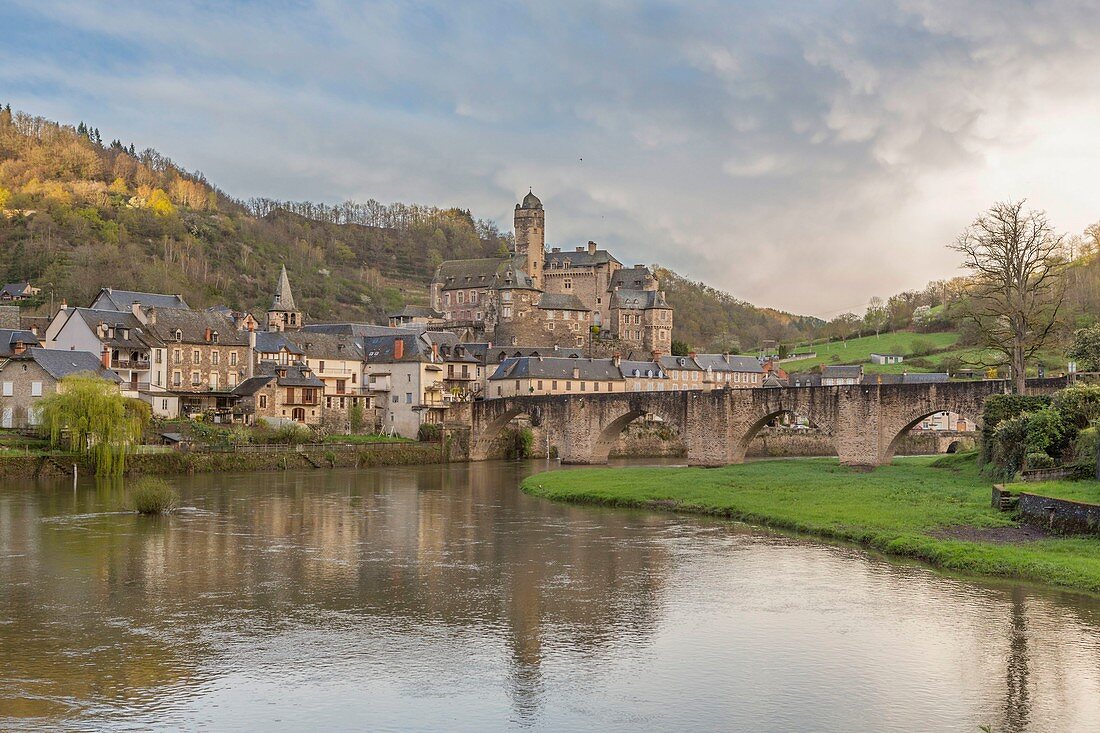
[[111, 358, 151, 369]]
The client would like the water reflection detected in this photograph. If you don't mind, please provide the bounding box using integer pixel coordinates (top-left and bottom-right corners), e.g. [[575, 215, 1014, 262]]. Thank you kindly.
[[1, 460, 1099, 731]]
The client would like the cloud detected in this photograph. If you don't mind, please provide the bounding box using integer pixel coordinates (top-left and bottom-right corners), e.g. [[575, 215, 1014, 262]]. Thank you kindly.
[[2, 0, 1100, 316]]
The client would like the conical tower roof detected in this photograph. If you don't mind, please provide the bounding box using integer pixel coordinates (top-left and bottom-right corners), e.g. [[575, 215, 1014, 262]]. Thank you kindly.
[[271, 265, 297, 311]]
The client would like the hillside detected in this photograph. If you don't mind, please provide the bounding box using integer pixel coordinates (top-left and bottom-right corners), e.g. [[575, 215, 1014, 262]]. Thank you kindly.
[[0, 105, 818, 346]]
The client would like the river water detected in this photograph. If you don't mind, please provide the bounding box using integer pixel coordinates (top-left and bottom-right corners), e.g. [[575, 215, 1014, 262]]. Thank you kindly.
[[1, 459, 1099, 732]]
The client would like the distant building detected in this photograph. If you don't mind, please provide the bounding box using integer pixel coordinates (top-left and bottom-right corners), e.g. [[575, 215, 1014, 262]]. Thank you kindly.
[[821, 365, 863, 386], [266, 265, 302, 332], [88, 287, 188, 312], [387, 305, 441, 328], [870, 353, 904, 365], [0, 282, 40, 302]]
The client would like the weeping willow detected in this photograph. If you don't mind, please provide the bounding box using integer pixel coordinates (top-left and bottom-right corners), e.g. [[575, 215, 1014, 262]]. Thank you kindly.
[[38, 373, 150, 476]]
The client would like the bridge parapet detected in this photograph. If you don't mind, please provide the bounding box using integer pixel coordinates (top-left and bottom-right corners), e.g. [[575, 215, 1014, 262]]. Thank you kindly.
[[468, 380, 1009, 467]]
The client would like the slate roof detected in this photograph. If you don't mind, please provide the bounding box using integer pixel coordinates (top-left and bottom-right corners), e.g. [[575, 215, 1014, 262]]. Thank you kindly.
[[787, 372, 822, 387], [303, 323, 416, 338], [609, 266, 656, 291], [544, 248, 619, 269], [281, 331, 366, 361], [610, 289, 668, 310], [0, 282, 32, 298], [253, 331, 304, 356], [520, 190, 543, 209], [659, 355, 704, 372], [489, 345, 587, 362], [233, 375, 274, 396], [435, 256, 538, 292], [821, 365, 863, 380], [91, 288, 189, 312], [537, 293, 588, 311], [388, 305, 438, 319], [26, 348, 122, 382], [362, 333, 433, 363], [489, 356, 624, 381], [0, 329, 41, 356], [693, 354, 764, 373], [620, 360, 667, 379], [256, 361, 325, 388], [271, 265, 297, 311], [70, 309, 159, 350], [146, 308, 249, 346]]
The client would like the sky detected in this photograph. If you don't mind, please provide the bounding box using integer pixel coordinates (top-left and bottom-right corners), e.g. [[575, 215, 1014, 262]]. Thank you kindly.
[[3, 0, 1099, 318]]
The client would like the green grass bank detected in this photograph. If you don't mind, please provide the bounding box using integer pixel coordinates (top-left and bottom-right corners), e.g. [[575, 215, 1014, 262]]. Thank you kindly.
[[522, 455, 1100, 594]]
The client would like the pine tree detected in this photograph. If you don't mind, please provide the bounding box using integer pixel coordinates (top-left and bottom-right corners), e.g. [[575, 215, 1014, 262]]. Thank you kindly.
[[77, 121, 87, 136]]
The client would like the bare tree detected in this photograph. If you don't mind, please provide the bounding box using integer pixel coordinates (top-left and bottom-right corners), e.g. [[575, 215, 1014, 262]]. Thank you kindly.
[[950, 200, 1065, 393]]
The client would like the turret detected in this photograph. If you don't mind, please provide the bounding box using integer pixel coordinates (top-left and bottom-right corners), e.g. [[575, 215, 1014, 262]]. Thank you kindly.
[[514, 189, 544, 290], [266, 264, 302, 332]]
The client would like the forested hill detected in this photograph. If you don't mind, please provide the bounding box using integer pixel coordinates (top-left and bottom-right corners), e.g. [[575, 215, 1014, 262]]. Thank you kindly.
[[0, 105, 817, 347]]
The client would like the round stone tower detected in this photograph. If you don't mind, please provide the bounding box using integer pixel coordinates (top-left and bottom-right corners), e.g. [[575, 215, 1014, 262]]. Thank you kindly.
[[514, 190, 544, 290]]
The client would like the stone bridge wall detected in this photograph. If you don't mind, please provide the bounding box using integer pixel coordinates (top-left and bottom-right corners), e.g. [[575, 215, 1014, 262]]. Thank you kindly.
[[470, 380, 1007, 468]]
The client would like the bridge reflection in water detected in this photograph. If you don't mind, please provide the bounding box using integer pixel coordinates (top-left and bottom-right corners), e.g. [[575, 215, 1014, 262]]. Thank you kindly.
[[469, 381, 1008, 466]]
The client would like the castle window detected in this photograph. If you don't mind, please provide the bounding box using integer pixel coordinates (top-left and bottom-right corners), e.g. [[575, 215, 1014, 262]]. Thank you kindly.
[[564, 280, 572, 290], [457, 291, 465, 304]]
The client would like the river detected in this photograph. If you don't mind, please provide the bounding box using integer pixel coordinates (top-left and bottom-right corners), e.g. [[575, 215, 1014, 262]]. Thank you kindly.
[[1, 459, 1099, 732]]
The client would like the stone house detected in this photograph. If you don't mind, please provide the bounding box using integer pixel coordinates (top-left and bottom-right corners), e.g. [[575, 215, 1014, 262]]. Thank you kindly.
[[144, 308, 251, 418], [388, 305, 442, 328], [0, 349, 121, 428], [660, 355, 706, 391], [233, 362, 325, 426], [278, 331, 372, 428], [870, 353, 904, 365], [0, 329, 40, 358], [620, 358, 670, 392], [487, 356, 625, 398]]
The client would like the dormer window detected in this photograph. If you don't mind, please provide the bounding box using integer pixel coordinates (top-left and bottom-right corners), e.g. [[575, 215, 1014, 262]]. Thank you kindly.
[[174, 329, 183, 342], [211, 331, 219, 344]]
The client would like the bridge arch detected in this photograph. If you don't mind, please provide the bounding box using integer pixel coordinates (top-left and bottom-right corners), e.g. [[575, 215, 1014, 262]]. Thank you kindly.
[[470, 403, 550, 461], [589, 405, 686, 464], [882, 407, 982, 463]]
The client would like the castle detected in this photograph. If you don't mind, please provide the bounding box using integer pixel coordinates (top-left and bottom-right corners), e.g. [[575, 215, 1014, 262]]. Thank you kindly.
[[429, 191, 673, 355]]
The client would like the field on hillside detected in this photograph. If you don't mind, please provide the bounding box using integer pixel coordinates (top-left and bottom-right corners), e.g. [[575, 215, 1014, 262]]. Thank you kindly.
[[780, 331, 960, 371]]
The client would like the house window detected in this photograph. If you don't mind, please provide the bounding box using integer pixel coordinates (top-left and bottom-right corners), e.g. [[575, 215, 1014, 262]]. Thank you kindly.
[[502, 306, 512, 318], [537, 380, 543, 390], [457, 291, 465, 304], [565, 382, 571, 391], [174, 330, 182, 342], [228, 373, 237, 387], [2, 381, 12, 396], [192, 349, 201, 362], [212, 351, 220, 365], [191, 371, 201, 386], [173, 349, 182, 365], [30, 381, 42, 397], [154, 349, 162, 364], [406, 393, 413, 404], [210, 372, 218, 390], [211, 331, 219, 344], [259, 394, 268, 409], [229, 351, 238, 366], [564, 280, 572, 290], [161, 399, 169, 411], [173, 371, 182, 387], [552, 380, 558, 390], [319, 361, 325, 371]]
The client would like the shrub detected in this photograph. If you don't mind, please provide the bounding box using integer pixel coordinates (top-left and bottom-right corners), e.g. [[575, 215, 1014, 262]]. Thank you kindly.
[[130, 478, 178, 514], [254, 422, 311, 444], [1070, 426, 1100, 478], [908, 337, 933, 356], [418, 423, 443, 442], [1051, 384, 1100, 430], [1025, 452, 1056, 470], [503, 427, 534, 459], [980, 394, 1051, 465], [348, 402, 365, 433]]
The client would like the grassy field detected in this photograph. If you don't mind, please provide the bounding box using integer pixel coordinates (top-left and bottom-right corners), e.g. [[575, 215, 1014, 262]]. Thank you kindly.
[[322, 433, 415, 444], [779, 331, 1065, 376], [1008, 478, 1100, 504], [522, 455, 1100, 594], [780, 331, 960, 371]]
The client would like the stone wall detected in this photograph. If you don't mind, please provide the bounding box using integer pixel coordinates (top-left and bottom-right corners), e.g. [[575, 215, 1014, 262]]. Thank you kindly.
[[994, 485, 1100, 535]]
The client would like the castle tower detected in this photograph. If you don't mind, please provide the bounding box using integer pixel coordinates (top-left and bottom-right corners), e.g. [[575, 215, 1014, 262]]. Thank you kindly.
[[266, 264, 302, 332], [514, 190, 545, 289]]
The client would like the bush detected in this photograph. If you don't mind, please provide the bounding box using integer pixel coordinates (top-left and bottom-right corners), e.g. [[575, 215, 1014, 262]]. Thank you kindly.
[[1070, 426, 1100, 478], [130, 478, 179, 514], [908, 337, 933, 356], [348, 402, 365, 433], [418, 423, 443, 442], [1051, 384, 1100, 430], [503, 427, 534, 459], [1025, 452, 1055, 470], [254, 422, 311, 444], [980, 394, 1051, 465]]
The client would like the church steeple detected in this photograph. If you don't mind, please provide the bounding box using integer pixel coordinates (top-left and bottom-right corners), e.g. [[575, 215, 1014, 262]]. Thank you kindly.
[[266, 265, 302, 331]]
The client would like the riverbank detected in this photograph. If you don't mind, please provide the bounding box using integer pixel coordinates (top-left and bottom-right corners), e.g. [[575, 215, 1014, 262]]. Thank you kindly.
[[522, 455, 1100, 594], [0, 442, 453, 478]]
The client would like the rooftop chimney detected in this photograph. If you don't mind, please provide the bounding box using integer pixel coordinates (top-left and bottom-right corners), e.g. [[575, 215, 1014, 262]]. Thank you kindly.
[[394, 338, 405, 360], [612, 352, 621, 367], [572, 366, 580, 379], [431, 342, 439, 361], [100, 346, 111, 369], [576, 246, 584, 252], [723, 353, 730, 364], [588, 241, 597, 254], [689, 351, 697, 359], [652, 350, 662, 361]]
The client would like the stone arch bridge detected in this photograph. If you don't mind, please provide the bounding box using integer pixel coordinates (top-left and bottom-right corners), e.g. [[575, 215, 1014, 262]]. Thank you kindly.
[[466, 381, 1008, 467]]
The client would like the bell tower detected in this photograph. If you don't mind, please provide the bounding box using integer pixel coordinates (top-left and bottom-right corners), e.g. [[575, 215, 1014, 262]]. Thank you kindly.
[[266, 264, 302, 332], [514, 189, 544, 289]]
